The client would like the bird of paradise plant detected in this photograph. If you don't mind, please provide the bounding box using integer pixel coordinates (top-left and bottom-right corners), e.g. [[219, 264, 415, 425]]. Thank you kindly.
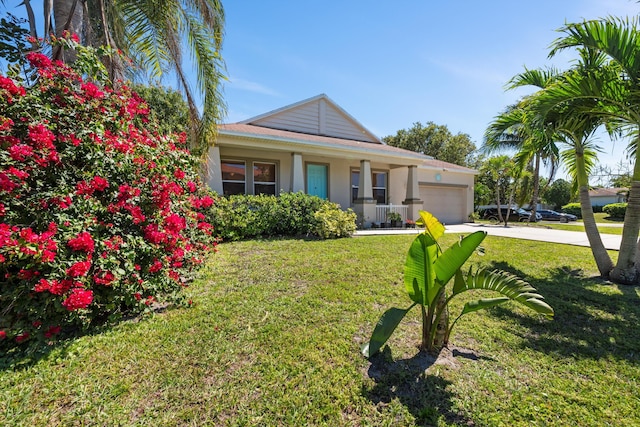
[[362, 211, 554, 357]]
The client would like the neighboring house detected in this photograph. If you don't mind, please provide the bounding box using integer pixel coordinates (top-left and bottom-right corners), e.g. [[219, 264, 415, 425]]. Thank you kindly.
[[589, 188, 628, 207], [206, 94, 477, 226]]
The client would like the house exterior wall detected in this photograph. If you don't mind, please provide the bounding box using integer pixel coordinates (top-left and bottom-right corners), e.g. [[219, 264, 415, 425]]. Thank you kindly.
[[253, 102, 320, 135], [591, 196, 625, 207]]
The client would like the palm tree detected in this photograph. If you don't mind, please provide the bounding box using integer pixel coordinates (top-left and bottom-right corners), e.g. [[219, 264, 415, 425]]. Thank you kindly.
[[498, 65, 615, 277], [27, 0, 226, 153], [484, 97, 558, 224], [546, 17, 640, 284]]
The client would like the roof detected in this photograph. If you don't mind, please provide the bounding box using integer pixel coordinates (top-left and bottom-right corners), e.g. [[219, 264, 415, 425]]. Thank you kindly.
[[218, 123, 425, 160], [218, 123, 477, 174], [589, 188, 628, 197]]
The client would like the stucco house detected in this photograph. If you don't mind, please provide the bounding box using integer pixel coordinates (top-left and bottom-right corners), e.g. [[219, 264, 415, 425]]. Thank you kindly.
[[589, 187, 628, 207], [206, 94, 477, 227]]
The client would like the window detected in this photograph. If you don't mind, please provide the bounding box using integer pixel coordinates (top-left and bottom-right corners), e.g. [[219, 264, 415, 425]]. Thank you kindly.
[[351, 170, 387, 204], [372, 171, 387, 204], [221, 160, 246, 195], [254, 162, 276, 195], [351, 170, 359, 202]]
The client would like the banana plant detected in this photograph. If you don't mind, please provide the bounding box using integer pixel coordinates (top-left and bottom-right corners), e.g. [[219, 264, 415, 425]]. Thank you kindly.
[[362, 211, 554, 357]]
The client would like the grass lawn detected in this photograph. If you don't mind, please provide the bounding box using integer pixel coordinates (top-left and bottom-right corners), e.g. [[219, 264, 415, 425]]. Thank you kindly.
[[1, 234, 639, 426]]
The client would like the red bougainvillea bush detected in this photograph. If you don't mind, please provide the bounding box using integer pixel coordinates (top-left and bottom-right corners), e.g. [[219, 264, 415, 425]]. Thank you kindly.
[[0, 42, 217, 349]]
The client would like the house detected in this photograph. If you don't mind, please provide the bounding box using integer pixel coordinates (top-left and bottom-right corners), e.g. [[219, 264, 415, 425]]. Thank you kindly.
[[589, 187, 628, 207], [206, 94, 477, 227]]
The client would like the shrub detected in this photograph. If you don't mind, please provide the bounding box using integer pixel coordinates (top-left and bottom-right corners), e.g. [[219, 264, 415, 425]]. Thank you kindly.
[[208, 192, 352, 240], [0, 38, 217, 349], [603, 203, 627, 219], [561, 202, 582, 218], [311, 203, 357, 239]]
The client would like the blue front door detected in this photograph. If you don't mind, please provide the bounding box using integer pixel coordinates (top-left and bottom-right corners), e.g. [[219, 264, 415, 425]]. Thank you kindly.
[[307, 164, 328, 199]]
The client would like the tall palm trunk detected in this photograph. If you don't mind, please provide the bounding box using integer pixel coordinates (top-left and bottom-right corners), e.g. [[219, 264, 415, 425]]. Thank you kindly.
[[611, 148, 640, 284], [576, 152, 614, 277], [529, 154, 541, 222], [52, 0, 85, 62]]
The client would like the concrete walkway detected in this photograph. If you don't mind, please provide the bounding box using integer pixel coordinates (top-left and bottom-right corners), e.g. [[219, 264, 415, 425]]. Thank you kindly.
[[354, 223, 622, 251]]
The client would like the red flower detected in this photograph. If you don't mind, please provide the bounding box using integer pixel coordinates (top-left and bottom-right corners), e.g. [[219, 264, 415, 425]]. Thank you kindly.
[[0, 330, 6, 339], [25, 52, 52, 69], [143, 224, 165, 244], [62, 288, 93, 311], [81, 82, 104, 99], [28, 123, 56, 150], [94, 270, 115, 286], [67, 231, 95, 253], [0, 76, 25, 102], [149, 259, 163, 273], [44, 325, 61, 338], [67, 259, 91, 277], [8, 144, 34, 161], [34, 278, 51, 292], [164, 214, 186, 234], [90, 176, 109, 192], [15, 332, 29, 343]]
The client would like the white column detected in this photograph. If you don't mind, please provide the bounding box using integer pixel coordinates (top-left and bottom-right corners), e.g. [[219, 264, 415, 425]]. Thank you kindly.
[[354, 160, 376, 228], [405, 165, 420, 201], [357, 159, 373, 200], [403, 165, 423, 222], [291, 153, 305, 193], [206, 145, 224, 194]]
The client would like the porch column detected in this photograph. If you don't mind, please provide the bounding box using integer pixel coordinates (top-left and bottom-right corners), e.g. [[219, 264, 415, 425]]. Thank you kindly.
[[206, 145, 224, 194], [353, 160, 376, 228], [291, 153, 305, 193], [402, 165, 423, 222]]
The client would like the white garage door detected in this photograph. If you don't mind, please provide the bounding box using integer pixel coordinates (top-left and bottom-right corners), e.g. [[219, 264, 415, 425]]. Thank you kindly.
[[419, 185, 466, 225]]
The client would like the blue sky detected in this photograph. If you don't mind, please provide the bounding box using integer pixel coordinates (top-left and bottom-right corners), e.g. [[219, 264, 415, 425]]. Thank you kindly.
[[220, 0, 639, 178], [1, 0, 638, 178]]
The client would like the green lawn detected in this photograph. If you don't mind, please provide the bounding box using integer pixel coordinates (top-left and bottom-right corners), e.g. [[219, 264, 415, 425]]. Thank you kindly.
[[1, 234, 639, 426]]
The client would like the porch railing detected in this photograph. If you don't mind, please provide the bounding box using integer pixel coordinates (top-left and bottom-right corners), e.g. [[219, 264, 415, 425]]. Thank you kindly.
[[375, 204, 409, 224]]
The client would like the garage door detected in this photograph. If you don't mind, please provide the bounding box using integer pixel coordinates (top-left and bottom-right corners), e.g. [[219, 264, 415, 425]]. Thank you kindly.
[[419, 185, 466, 224]]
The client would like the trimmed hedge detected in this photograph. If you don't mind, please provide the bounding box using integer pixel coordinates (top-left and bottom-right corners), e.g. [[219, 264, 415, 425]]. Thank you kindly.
[[208, 192, 356, 240], [561, 203, 582, 218], [603, 203, 627, 219]]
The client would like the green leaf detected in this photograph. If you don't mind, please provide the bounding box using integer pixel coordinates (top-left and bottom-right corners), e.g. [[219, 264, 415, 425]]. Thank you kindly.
[[416, 210, 445, 241], [460, 297, 510, 315], [455, 268, 554, 318], [361, 305, 414, 358], [404, 233, 438, 305], [435, 231, 486, 285]]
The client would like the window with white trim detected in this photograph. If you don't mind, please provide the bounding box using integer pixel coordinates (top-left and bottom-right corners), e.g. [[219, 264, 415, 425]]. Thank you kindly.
[[253, 162, 276, 195], [221, 160, 246, 195]]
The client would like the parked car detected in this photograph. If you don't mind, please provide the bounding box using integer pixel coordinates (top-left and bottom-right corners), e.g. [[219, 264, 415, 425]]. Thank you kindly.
[[482, 207, 541, 222], [535, 209, 577, 223]]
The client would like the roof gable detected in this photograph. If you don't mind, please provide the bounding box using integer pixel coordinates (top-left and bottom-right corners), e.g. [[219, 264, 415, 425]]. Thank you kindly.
[[240, 94, 381, 143]]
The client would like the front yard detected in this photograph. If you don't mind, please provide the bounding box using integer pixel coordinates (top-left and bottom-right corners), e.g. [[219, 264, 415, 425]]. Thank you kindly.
[[1, 234, 639, 426]]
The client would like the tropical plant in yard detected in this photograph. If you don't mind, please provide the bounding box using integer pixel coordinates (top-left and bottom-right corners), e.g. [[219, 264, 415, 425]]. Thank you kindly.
[[503, 57, 615, 277], [533, 18, 640, 282], [361, 211, 553, 357]]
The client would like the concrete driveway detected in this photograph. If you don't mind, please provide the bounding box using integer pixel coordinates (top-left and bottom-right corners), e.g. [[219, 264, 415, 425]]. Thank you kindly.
[[355, 223, 622, 251]]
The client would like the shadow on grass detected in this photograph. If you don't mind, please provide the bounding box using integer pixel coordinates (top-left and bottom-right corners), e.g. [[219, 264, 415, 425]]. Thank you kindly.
[[363, 346, 475, 426], [488, 260, 640, 365], [1, 331, 84, 371]]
